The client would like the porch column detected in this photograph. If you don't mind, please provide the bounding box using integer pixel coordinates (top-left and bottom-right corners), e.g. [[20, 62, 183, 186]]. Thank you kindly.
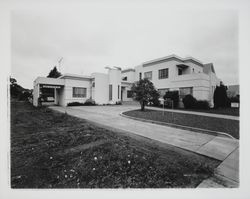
[[33, 83, 40, 107], [54, 88, 57, 105]]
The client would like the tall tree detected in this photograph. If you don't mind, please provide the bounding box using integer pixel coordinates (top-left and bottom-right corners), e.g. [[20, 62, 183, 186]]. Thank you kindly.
[[131, 78, 159, 111], [213, 81, 228, 108], [47, 66, 62, 78]]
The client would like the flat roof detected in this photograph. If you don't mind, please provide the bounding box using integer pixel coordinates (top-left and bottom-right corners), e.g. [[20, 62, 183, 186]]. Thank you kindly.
[[142, 54, 204, 67], [121, 68, 136, 73], [59, 73, 94, 80], [34, 77, 65, 86]]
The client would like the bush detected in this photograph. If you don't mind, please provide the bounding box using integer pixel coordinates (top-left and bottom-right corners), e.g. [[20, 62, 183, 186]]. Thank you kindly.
[[195, 100, 210, 109], [115, 101, 122, 105], [67, 102, 85, 106], [84, 98, 96, 106], [229, 95, 239, 103], [18, 91, 32, 101], [67, 99, 96, 106], [163, 91, 179, 108], [183, 94, 197, 109]]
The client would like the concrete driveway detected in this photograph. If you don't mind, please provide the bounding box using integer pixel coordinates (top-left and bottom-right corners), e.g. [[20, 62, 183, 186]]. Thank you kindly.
[[50, 104, 239, 187]]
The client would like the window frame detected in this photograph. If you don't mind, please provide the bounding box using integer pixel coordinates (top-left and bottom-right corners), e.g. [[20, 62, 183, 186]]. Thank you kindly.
[[72, 87, 87, 98], [158, 68, 169, 79], [179, 87, 193, 100]]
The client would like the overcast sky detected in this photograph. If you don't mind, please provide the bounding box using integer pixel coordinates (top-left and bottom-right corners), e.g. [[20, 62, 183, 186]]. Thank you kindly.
[[11, 3, 238, 89]]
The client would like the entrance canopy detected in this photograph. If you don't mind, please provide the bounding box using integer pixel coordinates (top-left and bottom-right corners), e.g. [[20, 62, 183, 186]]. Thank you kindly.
[[33, 77, 65, 106]]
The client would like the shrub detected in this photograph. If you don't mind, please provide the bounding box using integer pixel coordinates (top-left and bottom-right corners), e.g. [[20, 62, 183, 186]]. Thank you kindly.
[[163, 91, 179, 108], [116, 101, 122, 105], [182, 94, 197, 109], [84, 98, 96, 106], [18, 91, 32, 101], [195, 100, 210, 109], [67, 102, 85, 106], [229, 95, 239, 103], [67, 99, 96, 106]]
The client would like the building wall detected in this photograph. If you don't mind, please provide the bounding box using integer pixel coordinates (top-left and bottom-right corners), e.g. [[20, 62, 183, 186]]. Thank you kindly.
[[91, 73, 109, 104], [133, 59, 220, 106], [108, 68, 122, 103], [121, 84, 133, 101], [33, 77, 65, 107], [122, 70, 136, 83], [62, 78, 92, 106], [33, 56, 221, 107], [33, 83, 39, 106]]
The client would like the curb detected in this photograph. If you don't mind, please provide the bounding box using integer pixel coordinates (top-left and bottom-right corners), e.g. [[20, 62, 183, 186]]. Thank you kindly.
[[120, 112, 236, 140]]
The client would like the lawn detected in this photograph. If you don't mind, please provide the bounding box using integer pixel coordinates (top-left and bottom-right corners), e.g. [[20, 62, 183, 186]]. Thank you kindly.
[[149, 106, 239, 116], [123, 109, 239, 139], [11, 101, 220, 188]]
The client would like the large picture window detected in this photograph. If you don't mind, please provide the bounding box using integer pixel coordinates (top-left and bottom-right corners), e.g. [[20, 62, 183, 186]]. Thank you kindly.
[[144, 71, 152, 80], [158, 68, 169, 79], [179, 87, 193, 100], [72, 87, 87, 98], [158, 88, 169, 97]]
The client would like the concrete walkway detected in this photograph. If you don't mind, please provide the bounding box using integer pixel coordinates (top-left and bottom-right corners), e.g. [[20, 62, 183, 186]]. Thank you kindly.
[[49, 105, 239, 188], [147, 106, 239, 121]]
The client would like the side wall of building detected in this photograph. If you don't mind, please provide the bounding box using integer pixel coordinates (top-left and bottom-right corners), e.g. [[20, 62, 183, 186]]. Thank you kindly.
[[59, 78, 92, 106], [108, 69, 122, 103], [121, 70, 135, 83], [92, 73, 109, 104]]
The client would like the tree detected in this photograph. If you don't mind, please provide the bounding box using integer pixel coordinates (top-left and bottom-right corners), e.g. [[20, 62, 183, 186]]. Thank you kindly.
[[131, 78, 159, 111], [47, 66, 62, 78], [10, 77, 31, 100], [149, 89, 160, 106], [213, 81, 228, 108], [10, 77, 17, 85]]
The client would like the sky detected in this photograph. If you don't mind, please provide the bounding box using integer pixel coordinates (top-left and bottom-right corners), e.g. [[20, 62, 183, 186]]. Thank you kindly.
[[11, 2, 238, 89]]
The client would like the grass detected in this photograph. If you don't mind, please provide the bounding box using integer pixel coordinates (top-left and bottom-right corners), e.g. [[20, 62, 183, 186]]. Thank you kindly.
[[149, 106, 239, 116], [124, 109, 239, 139], [11, 101, 220, 188]]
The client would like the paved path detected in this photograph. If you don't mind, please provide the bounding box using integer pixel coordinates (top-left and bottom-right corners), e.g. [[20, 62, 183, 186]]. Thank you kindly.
[[49, 105, 239, 187], [147, 106, 239, 120]]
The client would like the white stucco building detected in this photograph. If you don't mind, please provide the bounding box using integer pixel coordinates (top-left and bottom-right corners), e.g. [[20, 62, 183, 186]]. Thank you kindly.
[[33, 54, 220, 107]]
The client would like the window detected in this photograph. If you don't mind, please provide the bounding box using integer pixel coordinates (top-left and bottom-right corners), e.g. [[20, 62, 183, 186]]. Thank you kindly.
[[158, 68, 168, 79], [139, 72, 142, 80], [122, 76, 127, 81], [72, 87, 87, 98], [158, 88, 169, 97], [109, 84, 112, 100], [179, 87, 193, 100], [178, 68, 182, 75], [144, 71, 152, 80], [127, 90, 133, 98], [92, 82, 95, 87], [118, 85, 120, 99]]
